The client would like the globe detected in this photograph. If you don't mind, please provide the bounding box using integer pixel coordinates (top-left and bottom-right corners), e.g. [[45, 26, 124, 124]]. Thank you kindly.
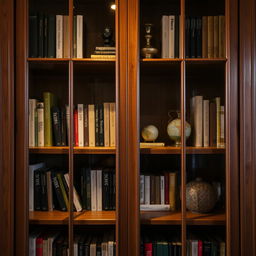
[[141, 125, 159, 142], [167, 118, 191, 146]]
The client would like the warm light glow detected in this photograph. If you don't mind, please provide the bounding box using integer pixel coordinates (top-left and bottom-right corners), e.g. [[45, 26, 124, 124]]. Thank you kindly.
[[110, 3, 116, 10]]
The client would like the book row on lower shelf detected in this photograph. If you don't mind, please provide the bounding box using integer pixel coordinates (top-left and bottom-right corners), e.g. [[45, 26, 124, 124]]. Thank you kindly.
[[29, 230, 116, 256], [29, 163, 116, 212], [29, 92, 116, 147], [141, 234, 225, 256]]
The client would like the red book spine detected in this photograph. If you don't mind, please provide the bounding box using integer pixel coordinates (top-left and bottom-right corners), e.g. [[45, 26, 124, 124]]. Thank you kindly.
[[74, 109, 78, 146], [164, 172, 169, 204], [144, 243, 153, 256], [198, 240, 203, 256], [36, 237, 43, 256]]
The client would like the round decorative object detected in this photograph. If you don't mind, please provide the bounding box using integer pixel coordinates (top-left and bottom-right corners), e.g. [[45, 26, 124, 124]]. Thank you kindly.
[[186, 178, 218, 214], [167, 118, 191, 147], [142, 125, 159, 142]]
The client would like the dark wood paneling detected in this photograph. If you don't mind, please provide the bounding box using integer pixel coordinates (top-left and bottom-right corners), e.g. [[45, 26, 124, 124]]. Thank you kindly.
[[0, 0, 14, 255]]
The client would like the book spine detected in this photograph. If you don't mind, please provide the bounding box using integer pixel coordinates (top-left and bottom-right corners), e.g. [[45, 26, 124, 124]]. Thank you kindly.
[[29, 15, 38, 57], [198, 240, 203, 256], [169, 172, 176, 211], [74, 108, 78, 147], [185, 18, 190, 58], [91, 170, 97, 211], [168, 15, 175, 58], [203, 100, 210, 147], [190, 18, 196, 58], [44, 15, 48, 57], [43, 92, 53, 146], [52, 107, 62, 146], [66, 105, 70, 144], [202, 16, 208, 58], [174, 15, 180, 58], [103, 103, 110, 147], [207, 16, 214, 58], [160, 175, 165, 205], [38, 13, 44, 58], [219, 15, 225, 58], [196, 17, 202, 58], [73, 16, 77, 58], [29, 99, 37, 147], [155, 176, 160, 204], [40, 170, 48, 211], [213, 16, 219, 58], [88, 104, 95, 147], [110, 103, 116, 147], [150, 176, 155, 204], [77, 15, 83, 58], [102, 170, 109, 210], [95, 46, 116, 51], [216, 97, 221, 147], [140, 175, 145, 204], [85, 168, 91, 210], [56, 15, 63, 58], [84, 105, 89, 146], [57, 173, 69, 210], [81, 168, 86, 209], [164, 172, 169, 204], [161, 15, 169, 58], [220, 105, 225, 147], [96, 170, 102, 211], [95, 104, 99, 146], [48, 15, 56, 58], [34, 169, 42, 210], [35, 108, 38, 146], [46, 171, 53, 211], [61, 107, 67, 146], [194, 96, 203, 147], [144, 243, 153, 256], [37, 102, 44, 147], [36, 237, 43, 256], [113, 172, 116, 210], [144, 175, 150, 205], [90, 55, 115, 59], [99, 104, 104, 146], [209, 101, 217, 146], [63, 16, 70, 58], [78, 104, 84, 147], [94, 50, 116, 55]]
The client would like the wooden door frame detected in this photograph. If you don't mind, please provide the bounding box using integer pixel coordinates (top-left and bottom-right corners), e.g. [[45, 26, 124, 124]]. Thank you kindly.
[[0, 0, 15, 255]]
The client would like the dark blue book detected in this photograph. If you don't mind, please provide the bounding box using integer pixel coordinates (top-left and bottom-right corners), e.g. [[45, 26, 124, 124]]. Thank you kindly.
[[52, 106, 62, 146], [196, 17, 202, 58]]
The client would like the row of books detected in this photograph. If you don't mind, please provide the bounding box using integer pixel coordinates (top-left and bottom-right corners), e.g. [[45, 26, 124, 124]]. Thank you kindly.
[[140, 172, 178, 212], [29, 93, 116, 147], [91, 46, 116, 59], [186, 16, 225, 59], [161, 15, 180, 58], [29, 163, 116, 212], [29, 231, 116, 256], [140, 236, 225, 256], [190, 96, 225, 148], [29, 14, 83, 58]]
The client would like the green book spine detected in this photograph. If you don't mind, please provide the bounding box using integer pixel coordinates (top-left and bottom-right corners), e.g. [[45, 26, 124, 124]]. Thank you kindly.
[[43, 92, 54, 146], [44, 15, 48, 57], [57, 173, 69, 210]]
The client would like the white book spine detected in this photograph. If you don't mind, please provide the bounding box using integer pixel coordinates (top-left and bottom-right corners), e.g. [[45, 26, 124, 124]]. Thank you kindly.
[[78, 104, 84, 147], [77, 15, 83, 58], [162, 16, 169, 58], [110, 103, 116, 147], [160, 175, 165, 204], [88, 104, 95, 147], [37, 102, 44, 147], [104, 102, 110, 147], [140, 204, 171, 211], [194, 96, 203, 147], [91, 170, 97, 211], [74, 242, 78, 256], [216, 97, 221, 147], [96, 170, 102, 211], [56, 15, 63, 58], [168, 15, 175, 58], [191, 241, 198, 256], [140, 175, 145, 204], [220, 105, 225, 147], [144, 175, 150, 205], [29, 99, 37, 147], [108, 241, 114, 256], [66, 105, 70, 142], [203, 100, 209, 147]]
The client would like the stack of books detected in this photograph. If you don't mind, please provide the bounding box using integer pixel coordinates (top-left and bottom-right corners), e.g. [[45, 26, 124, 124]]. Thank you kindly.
[[29, 231, 116, 256], [190, 96, 225, 148], [140, 172, 178, 211], [90, 46, 116, 59]]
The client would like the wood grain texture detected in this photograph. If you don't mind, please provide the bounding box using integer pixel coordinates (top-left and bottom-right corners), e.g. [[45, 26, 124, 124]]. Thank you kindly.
[[0, 0, 14, 255]]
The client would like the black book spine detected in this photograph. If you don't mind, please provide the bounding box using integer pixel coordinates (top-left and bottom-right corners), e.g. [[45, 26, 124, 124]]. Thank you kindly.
[[29, 14, 38, 57], [96, 243, 101, 256], [190, 17, 196, 58], [95, 104, 99, 146], [84, 242, 90, 256], [40, 169, 48, 211], [203, 241, 212, 256], [44, 15, 48, 58], [52, 107, 62, 146], [185, 18, 190, 58], [175, 15, 179, 58], [102, 170, 109, 210], [48, 14, 56, 58], [78, 240, 84, 256], [85, 168, 91, 210], [61, 108, 67, 146], [109, 171, 113, 210], [99, 104, 104, 146], [81, 168, 87, 209], [34, 169, 42, 210], [196, 17, 202, 58], [113, 171, 116, 210], [38, 13, 44, 58], [51, 172, 67, 211]]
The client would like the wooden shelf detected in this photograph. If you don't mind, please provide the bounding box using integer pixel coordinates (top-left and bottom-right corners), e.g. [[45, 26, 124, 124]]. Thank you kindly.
[[27, 58, 115, 62], [141, 58, 227, 62], [29, 211, 116, 225], [29, 146, 225, 154], [141, 211, 226, 225], [141, 58, 182, 62], [73, 58, 115, 62]]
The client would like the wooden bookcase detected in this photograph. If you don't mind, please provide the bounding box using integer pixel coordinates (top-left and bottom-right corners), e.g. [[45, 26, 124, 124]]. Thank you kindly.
[[15, 0, 239, 255]]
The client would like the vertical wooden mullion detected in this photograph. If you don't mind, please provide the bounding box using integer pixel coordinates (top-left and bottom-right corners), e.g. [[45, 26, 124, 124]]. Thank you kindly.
[[180, 0, 186, 254], [68, 0, 74, 254]]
